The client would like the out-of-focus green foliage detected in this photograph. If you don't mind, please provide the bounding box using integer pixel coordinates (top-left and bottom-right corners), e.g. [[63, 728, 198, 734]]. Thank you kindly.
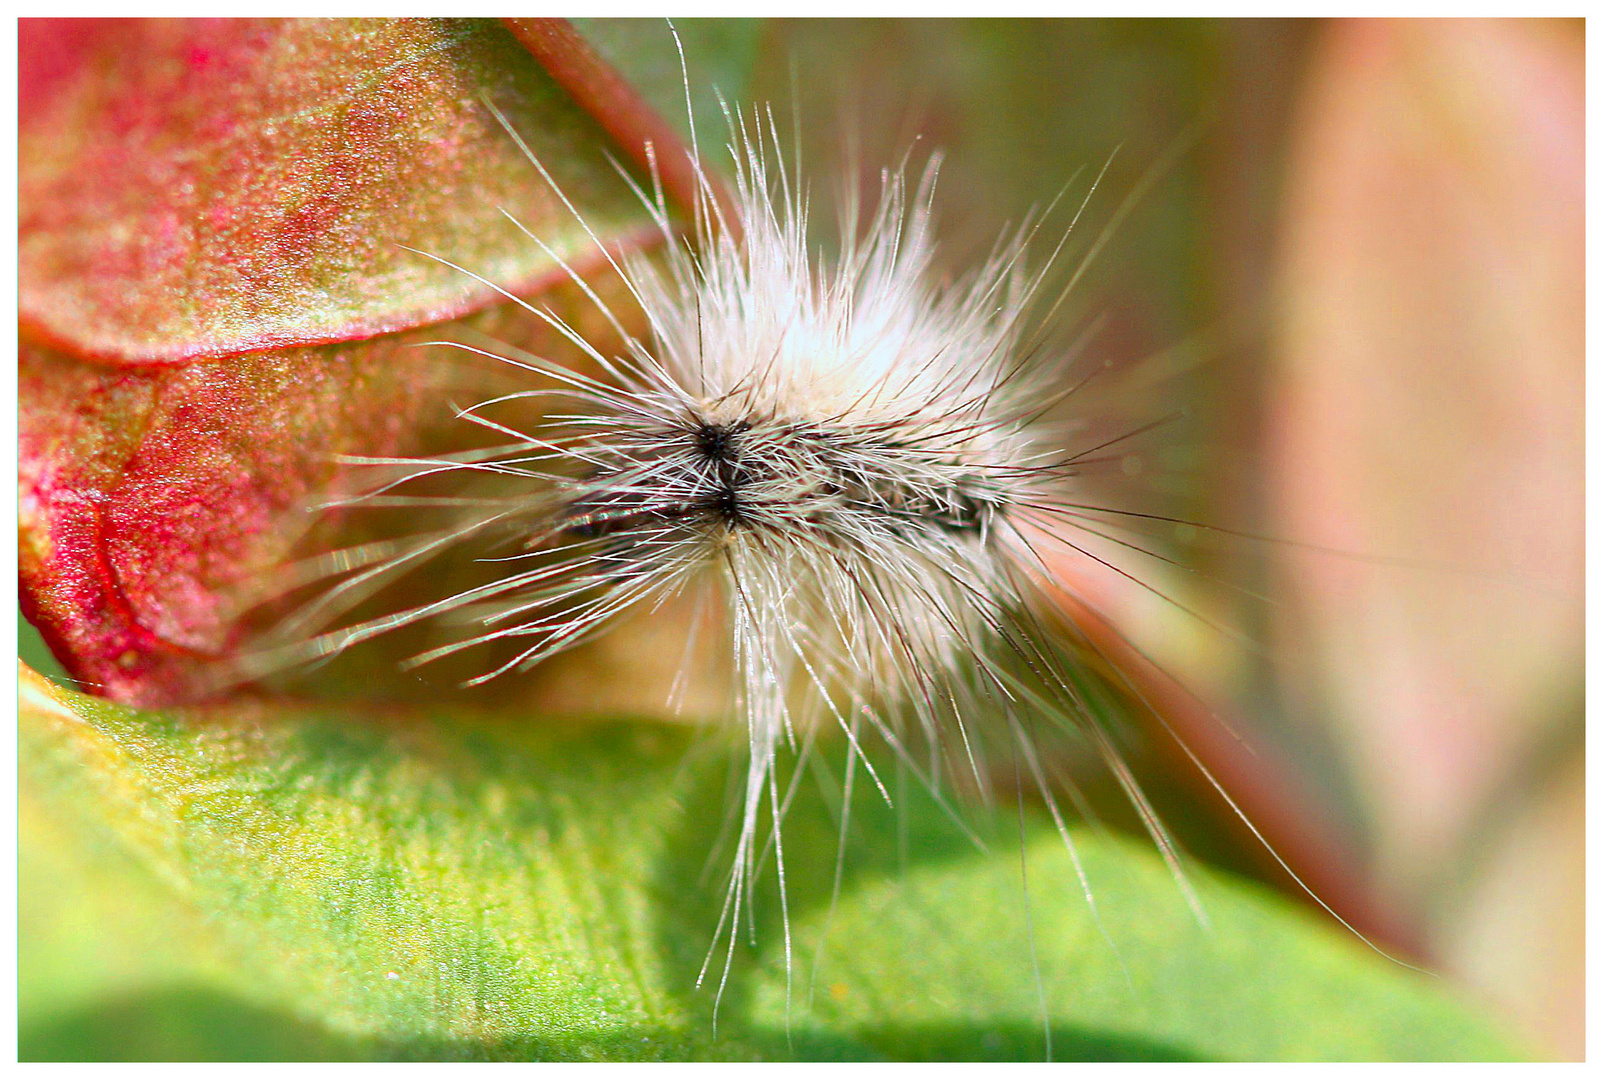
[[20, 671, 1517, 1061]]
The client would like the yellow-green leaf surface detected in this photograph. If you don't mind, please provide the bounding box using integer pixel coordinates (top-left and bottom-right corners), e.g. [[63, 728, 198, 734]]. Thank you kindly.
[[20, 667, 1518, 1061]]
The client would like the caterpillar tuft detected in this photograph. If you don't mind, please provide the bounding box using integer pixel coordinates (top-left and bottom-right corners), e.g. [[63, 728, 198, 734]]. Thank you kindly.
[[245, 22, 1408, 1034]]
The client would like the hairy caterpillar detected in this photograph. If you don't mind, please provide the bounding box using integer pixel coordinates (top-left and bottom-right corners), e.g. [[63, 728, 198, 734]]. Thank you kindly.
[[238, 21, 1422, 1038]]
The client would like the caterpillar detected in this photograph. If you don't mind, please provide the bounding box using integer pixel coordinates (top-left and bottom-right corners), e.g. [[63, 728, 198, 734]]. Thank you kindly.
[[245, 19, 1416, 1036]]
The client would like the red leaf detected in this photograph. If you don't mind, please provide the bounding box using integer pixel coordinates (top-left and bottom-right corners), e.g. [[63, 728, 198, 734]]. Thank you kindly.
[[18, 18, 688, 704], [20, 18, 652, 363]]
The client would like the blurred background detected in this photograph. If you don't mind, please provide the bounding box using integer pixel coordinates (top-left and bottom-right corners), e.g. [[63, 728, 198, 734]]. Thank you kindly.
[[20, 17, 1583, 1058]]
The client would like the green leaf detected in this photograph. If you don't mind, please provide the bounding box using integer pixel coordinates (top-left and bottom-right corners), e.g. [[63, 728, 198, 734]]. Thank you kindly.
[[20, 669, 1519, 1061]]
